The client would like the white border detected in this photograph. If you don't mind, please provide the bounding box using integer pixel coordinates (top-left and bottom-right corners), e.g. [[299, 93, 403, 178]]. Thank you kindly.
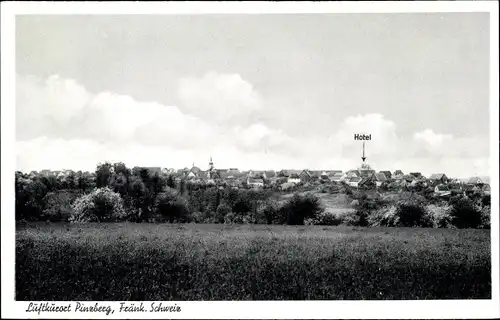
[[2, 1, 499, 319]]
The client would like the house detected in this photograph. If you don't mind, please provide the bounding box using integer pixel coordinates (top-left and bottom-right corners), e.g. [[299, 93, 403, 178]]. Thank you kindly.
[[186, 171, 197, 179], [247, 177, 264, 188], [346, 169, 361, 179], [379, 171, 392, 180], [393, 170, 404, 177], [429, 173, 449, 185], [264, 170, 276, 179], [329, 171, 344, 182], [288, 173, 301, 184], [318, 172, 329, 180], [277, 170, 289, 177], [403, 175, 415, 182], [359, 169, 375, 179], [467, 177, 483, 185], [347, 176, 362, 188], [207, 169, 222, 180], [299, 170, 314, 182], [434, 184, 451, 196], [410, 172, 422, 179], [39, 169, 54, 176], [161, 168, 173, 175], [482, 184, 491, 195], [450, 178, 464, 185], [374, 172, 388, 187], [247, 170, 265, 179]]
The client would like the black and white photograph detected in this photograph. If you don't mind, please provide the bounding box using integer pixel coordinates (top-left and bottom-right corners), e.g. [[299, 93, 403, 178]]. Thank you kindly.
[[1, 1, 499, 319]]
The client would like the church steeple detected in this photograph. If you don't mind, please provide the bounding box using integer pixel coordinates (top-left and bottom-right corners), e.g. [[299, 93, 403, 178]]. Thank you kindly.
[[209, 157, 214, 171]]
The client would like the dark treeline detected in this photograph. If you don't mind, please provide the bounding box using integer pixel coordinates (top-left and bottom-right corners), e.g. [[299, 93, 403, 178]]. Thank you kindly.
[[15, 162, 322, 225], [15, 162, 490, 228]]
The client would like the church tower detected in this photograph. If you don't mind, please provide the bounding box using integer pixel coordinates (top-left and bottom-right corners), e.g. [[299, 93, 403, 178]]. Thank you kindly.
[[209, 157, 214, 171]]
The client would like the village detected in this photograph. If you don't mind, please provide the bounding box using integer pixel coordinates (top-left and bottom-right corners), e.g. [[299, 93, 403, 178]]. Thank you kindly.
[[33, 156, 491, 198]]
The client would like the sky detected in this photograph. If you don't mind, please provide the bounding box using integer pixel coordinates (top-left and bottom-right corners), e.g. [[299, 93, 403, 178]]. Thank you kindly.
[[15, 13, 491, 177]]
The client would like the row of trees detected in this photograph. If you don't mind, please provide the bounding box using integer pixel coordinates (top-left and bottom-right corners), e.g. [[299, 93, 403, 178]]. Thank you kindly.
[[16, 163, 323, 225]]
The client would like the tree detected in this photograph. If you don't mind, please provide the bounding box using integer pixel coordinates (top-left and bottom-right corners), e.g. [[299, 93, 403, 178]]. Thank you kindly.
[[395, 201, 432, 227], [215, 203, 231, 223], [281, 193, 323, 225], [40, 175, 60, 192], [179, 179, 186, 195], [77, 172, 94, 192], [128, 175, 151, 222], [110, 172, 128, 198], [166, 175, 176, 188], [449, 197, 482, 229], [22, 178, 49, 220], [95, 162, 113, 188], [113, 162, 131, 178], [150, 173, 166, 195], [154, 188, 189, 223], [65, 171, 77, 190]]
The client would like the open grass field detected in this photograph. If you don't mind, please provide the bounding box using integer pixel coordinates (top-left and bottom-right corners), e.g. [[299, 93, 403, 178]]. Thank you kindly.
[[16, 222, 491, 301]]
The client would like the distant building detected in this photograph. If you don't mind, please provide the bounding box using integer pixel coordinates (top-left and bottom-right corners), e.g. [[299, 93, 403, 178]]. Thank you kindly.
[[434, 184, 451, 196], [299, 170, 313, 182], [467, 177, 483, 185], [247, 177, 264, 188], [374, 172, 388, 187], [347, 176, 362, 188], [379, 171, 392, 180], [429, 173, 449, 184], [346, 169, 361, 178], [393, 170, 404, 176], [328, 171, 343, 182], [264, 170, 276, 179], [482, 184, 491, 195], [288, 173, 301, 184], [410, 172, 422, 179]]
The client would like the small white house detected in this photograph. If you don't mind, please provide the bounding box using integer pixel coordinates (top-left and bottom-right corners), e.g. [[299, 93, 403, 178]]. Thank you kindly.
[[287, 173, 301, 184], [348, 177, 362, 188], [247, 177, 264, 188], [434, 184, 451, 196]]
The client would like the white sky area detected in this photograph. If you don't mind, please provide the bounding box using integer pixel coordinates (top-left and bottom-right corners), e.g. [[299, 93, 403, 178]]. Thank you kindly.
[[15, 14, 490, 178]]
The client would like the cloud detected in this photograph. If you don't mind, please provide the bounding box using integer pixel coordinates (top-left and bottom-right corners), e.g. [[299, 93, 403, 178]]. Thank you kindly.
[[412, 129, 489, 159], [15, 73, 490, 177], [178, 71, 262, 125]]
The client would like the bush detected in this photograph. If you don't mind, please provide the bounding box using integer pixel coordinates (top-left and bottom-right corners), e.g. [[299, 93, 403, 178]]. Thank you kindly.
[[280, 182, 296, 192], [215, 203, 232, 223], [42, 191, 80, 222], [396, 202, 432, 227], [255, 200, 281, 224], [281, 193, 323, 225], [312, 212, 343, 226], [154, 189, 190, 223], [481, 195, 491, 207], [426, 204, 453, 228], [350, 199, 385, 227], [449, 198, 482, 229], [223, 211, 246, 224], [16, 178, 49, 221], [189, 211, 214, 224], [479, 205, 490, 229], [70, 187, 126, 223], [367, 206, 399, 227]]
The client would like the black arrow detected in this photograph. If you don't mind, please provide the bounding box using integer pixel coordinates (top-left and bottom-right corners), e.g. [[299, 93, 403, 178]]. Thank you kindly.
[[361, 141, 366, 162]]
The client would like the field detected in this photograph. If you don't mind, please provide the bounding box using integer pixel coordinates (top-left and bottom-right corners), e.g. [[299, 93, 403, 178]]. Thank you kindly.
[[16, 222, 491, 301]]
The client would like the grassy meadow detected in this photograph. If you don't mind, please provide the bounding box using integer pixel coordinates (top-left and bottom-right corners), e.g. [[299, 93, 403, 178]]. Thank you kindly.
[[16, 222, 491, 301]]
